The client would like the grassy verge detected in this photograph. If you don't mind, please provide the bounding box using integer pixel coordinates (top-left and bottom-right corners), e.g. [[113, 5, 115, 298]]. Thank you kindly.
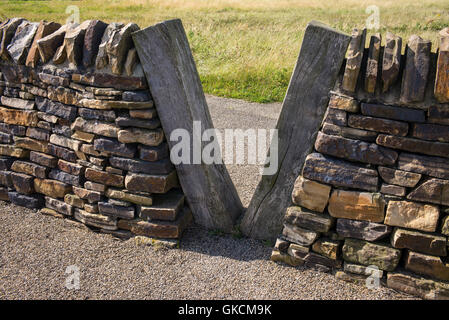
[[1, 0, 448, 103]]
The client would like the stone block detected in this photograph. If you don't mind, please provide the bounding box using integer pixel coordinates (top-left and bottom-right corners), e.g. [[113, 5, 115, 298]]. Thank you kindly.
[[385, 200, 439, 232], [291, 176, 331, 212]]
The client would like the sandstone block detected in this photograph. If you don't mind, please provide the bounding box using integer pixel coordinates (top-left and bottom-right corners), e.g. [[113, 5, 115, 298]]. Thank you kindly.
[[412, 123, 449, 143], [323, 108, 347, 126], [0, 144, 29, 158], [48, 169, 82, 186], [377, 134, 449, 159], [138, 144, 169, 162], [336, 218, 392, 241], [407, 178, 449, 206], [25, 21, 61, 68], [378, 166, 421, 187], [380, 184, 406, 197], [405, 251, 449, 281], [106, 188, 153, 206], [117, 128, 164, 146], [282, 223, 318, 246], [98, 201, 135, 219], [64, 193, 84, 208], [34, 178, 72, 198], [428, 105, 449, 126], [1, 96, 34, 110], [322, 123, 378, 142], [71, 117, 119, 138], [14, 137, 48, 153], [37, 24, 68, 63], [11, 160, 47, 178], [125, 171, 178, 194], [385, 200, 439, 232], [93, 138, 136, 158], [35, 97, 76, 120], [78, 108, 116, 122], [8, 191, 42, 209], [0, 107, 38, 126], [348, 115, 408, 136], [271, 250, 304, 267], [82, 20, 108, 68], [391, 228, 447, 256], [137, 190, 184, 221], [85, 168, 123, 187], [361, 103, 425, 123], [291, 176, 331, 212], [312, 239, 340, 260], [328, 92, 359, 112], [74, 208, 117, 230], [382, 32, 402, 92], [284, 206, 333, 233], [342, 28, 366, 92], [45, 196, 73, 216], [26, 127, 50, 141], [387, 272, 449, 300], [364, 33, 381, 93], [129, 108, 157, 119], [47, 144, 77, 162], [72, 186, 102, 203], [109, 156, 173, 175]]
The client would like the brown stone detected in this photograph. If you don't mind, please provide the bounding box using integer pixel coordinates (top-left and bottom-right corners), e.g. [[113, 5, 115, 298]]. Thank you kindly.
[[130, 108, 157, 120], [72, 186, 102, 203], [412, 123, 449, 143], [281, 223, 318, 246], [26, 21, 61, 68], [74, 208, 117, 230], [365, 33, 381, 93], [137, 190, 183, 221], [125, 171, 178, 194], [434, 28, 449, 103], [328, 92, 359, 113], [36, 23, 69, 63], [271, 249, 304, 267], [407, 178, 449, 206], [71, 72, 147, 91], [283, 206, 334, 233], [348, 114, 408, 136], [85, 168, 124, 187], [400, 35, 432, 103], [378, 165, 422, 187], [65, 20, 90, 68], [82, 20, 108, 68], [328, 190, 385, 223], [58, 159, 84, 176], [315, 132, 397, 165], [14, 137, 48, 153], [387, 272, 449, 300], [0, 18, 26, 60], [405, 251, 449, 281], [0, 144, 28, 158], [71, 131, 94, 143], [361, 103, 425, 123], [34, 178, 71, 198], [302, 153, 379, 192], [64, 193, 84, 208], [385, 200, 439, 232], [7, 21, 39, 64], [336, 218, 392, 241], [118, 128, 164, 146], [382, 32, 402, 92], [71, 117, 119, 138], [79, 98, 153, 110], [380, 183, 406, 197], [323, 108, 347, 126], [321, 123, 378, 142], [291, 176, 331, 212], [124, 48, 138, 76], [11, 160, 47, 178], [377, 134, 449, 158], [106, 23, 140, 75], [342, 28, 366, 92], [0, 107, 38, 126], [11, 172, 34, 194], [95, 23, 123, 69], [45, 196, 73, 216], [312, 239, 340, 259], [392, 228, 447, 256]]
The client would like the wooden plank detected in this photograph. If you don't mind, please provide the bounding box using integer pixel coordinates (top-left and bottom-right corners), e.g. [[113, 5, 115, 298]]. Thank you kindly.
[[132, 19, 243, 232], [240, 21, 350, 240]]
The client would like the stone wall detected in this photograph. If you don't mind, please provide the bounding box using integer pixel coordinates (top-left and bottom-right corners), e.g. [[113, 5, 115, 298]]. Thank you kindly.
[[271, 28, 449, 299], [0, 18, 191, 240]]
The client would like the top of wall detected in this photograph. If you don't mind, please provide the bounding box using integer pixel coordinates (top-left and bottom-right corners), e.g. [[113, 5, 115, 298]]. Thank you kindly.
[[0, 17, 147, 90]]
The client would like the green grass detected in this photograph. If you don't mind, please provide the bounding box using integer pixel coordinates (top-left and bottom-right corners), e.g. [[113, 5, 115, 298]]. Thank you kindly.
[[1, 0, 448, 102]]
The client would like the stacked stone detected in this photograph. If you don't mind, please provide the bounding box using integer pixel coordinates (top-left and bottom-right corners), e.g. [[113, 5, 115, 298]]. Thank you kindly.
[[0, 17, 191, 240], [271, 27, 449, 299]]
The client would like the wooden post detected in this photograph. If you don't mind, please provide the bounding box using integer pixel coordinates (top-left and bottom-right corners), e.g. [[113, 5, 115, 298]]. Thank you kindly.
[[240, 21, 350, 240], [132, 19, 243, 232]]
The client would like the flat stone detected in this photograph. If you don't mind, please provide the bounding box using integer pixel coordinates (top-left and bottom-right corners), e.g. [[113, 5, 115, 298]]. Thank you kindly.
[[312, 239, 340, 260], [64, 193, 84, 208], [400, 35, 431, 103], [138, 144, 169, 162], [109, 156, 173, 175], [34, 178, 72, 198], [321, 123, 378, 142], [377, 134, 449, 159], [83, 203, 98, 213], [47, 144, 77, 162], [0, 171, 13, 188], [25, 21, 61, 68], [335, 271, 371, 285], [0, 132, 13, 144], [0, 18, 26, 60], [11, 160, 47, 178], [93, 138, 136, 158], [8, 191, 43, 209], [47, 86, 78, 105], [71, 72, 147, 91], [115, 117, 160, 130], [118, 206, 192, 239], [77, 108, 116, 122], [0, 144, 28, 158], [274, 238, 290, 253], [0, 186, 9, 201], [385, 200, 440, 232], [344, 262, 384, 278], [37, 23, 69, 63], [336, 218, 392, 241], [71, 131, 94, 143], [124, 91, 152, 103], [391, 228, 447, 256], [305, 253, 341, 270], [71, 117, 119, 138], [124, 171, 178, 194], [382, 32, 402, 92], [407, 178, 449, 206], [57, 159, 84, 175], [48, 169, 81, 186], [315, 132, 397, 165], [49, 134, 81, 151], [74, 208, 117, 230], [412, 123, 449, 143], [106, 188, 153, 206], [84, 181, 106, 192], [271, 249, 304, 267], [342, 238, 401, 272], [387, 271, 449, 300], [106, 23, 140, 75], [328, 92, 359, 112], [45, 196, 73, 216], [98, 201, 135, 219], [405, 251, 449, 281], [328, 190, 385, 223], [342, 28, 366, 92], [0, 157, 14, 170], [284, 206, 333, 233], [0, 107, 38, 126], [348, 114, 408, 136], [378, 165, 422, 187], [35, 97, 77, 120], [365, 33, 382, 94], [26, 127, 50, 141], [380, 183, 406, 197], [72, 186, 102, 203], [0, 123, 26, 136], [361, 103, 425, 123], [80, 98, 153, 110], [291, 176, 331, 212], [287, 243, 309, 259], [7, 21, 38, 64], [428, 105, 449, 126], [11, 172, 34, 194], [137, 189, 184, 221], [282, 223, 318, 246], [84, 168, 123, 187], [302, 153, 379, 192], [38, 73, 70, 87]]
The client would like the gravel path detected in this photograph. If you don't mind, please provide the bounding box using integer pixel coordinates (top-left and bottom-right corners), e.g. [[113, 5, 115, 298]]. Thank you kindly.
[[0, 95, 414, 300]]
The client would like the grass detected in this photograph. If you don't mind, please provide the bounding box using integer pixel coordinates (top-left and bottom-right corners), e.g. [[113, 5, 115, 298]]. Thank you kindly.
[[1, 0, 448, 102]]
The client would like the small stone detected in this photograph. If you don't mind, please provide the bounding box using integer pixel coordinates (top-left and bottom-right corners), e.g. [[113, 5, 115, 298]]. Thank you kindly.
[[412, 123, 449, 143], [328, 190, 385, 223], [282, 223, 318, 246], [380, 183, 406, 197], [348, 114, 408, 136], [342, 238, 401, 272], [138, 144, 169, 162], [74, 208, 117, 230], [0, 144, 28, 158], [342, 28, 366, 92], [435, 28, 449, 103], [0, 157, 14, 170], [39, 207, 63, 219], [11, 172, 34, 194], [407, 178, 449, 206], [124, 48, 138, 76], [302, 153, 379, 192], [35, 97, 77, 120], [84, 181, 105, 192], [57, 159, 84, 176], [312, 239, 340, 259], [0, 171, 13, 188], [78, 108, 116, 121], [125, 171, 178, 194], [83, 203, 98, 213], [382, 32, 402, 92], [0, 123, 26, 136], [109, 156, 173, 175], [305, 252, 341, 269], [93, 138, 136, 158], [45, 196, 73, 216], [25, 21, 61, 68], [1, 96, 34, 111], [71, 72, 147, 91], [137, 190, 184, 221], [274, 238, 290, 253], [71, 117, 119, 138], [291, 176, 331, 212], [71, 131, 94, 143], [378, 166, 421, 187], [11, 160, 47, 178], [336, 218, 392, 241], [387, 272, 449, 300], [14, 137, 48, 153], [361, 103, 425, 123], [428, 105, 449, 126], [405, 251, 449, 281], [106, 188, 153, 206], [323, 108, 347, 126], [364, 33, 381, 93], [271, 249, 304, 267], [64, 193, 84, 208], [49, 134, 81, 151], [124, 92, 152, 103], [0, 18, 26, 60], [47, 144, 78, 162], [8, 191, 43, 209], [79, 98, 152, 110], [377, 134, 449, 159], [344, 262, 384, 278], [385, 200, 440, 232], [26, 127, 50, 141], [34, 178, 72, 198], [335, 271, 371, 285], [327, 92, 359, 113], [48, 169, 81, 186], [98, 201, 135, 219], [73, 186, 102, 203], [85, 168, 124, 187], [284, 206, 333, 233], [115, 117, 160, 130], [0, 107, 38, 126], [321, 123, 378, 142], [391, 228, 447, 256], [287, 243, 309, 259]]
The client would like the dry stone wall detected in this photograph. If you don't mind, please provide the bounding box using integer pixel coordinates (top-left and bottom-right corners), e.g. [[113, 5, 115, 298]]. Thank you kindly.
[[271, 27, 449, 299], [0, 18, 192, 240]]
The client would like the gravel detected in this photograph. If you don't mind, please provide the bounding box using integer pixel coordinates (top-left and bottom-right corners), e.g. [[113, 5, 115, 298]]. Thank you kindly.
[[0, 95, 415, 300]]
